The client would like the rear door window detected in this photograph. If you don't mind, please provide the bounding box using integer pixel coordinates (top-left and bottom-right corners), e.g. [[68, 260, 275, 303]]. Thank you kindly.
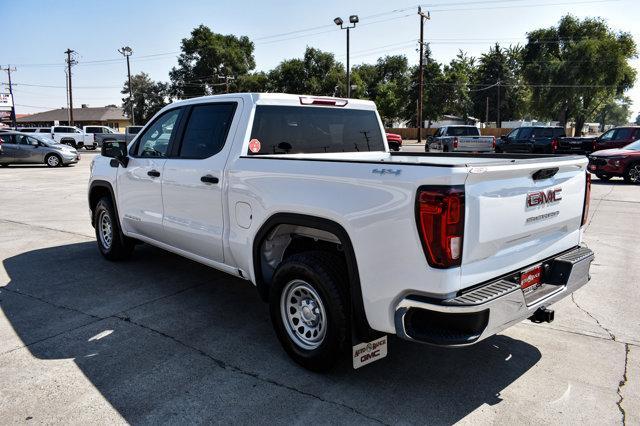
[[249, 106, 384, 155], [178, 103, 236, 158], [518, 128, 533, 139], [614, 128, 632, 140]]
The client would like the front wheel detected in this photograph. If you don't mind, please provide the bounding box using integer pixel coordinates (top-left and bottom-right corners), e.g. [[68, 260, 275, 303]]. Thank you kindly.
[[45, 154, 62, 167], [93, 197, 135, 260], [85, 145, 97, 151], [269, 251, 349, 372]]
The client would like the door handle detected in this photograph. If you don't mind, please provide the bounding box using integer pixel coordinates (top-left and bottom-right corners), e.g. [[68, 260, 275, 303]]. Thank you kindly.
[[201, 175, 219, 184], [200, 175, 219, 183], [147, 170, 160, 178]]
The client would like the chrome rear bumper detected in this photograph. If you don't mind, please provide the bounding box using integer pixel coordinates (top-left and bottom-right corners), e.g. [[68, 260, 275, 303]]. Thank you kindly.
[[394, 246, 594, 346]]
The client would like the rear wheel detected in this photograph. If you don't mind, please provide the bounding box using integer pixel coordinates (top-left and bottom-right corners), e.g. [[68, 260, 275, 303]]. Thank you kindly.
[[389, 142, 400, 151], [85, 145, 97, 151], [269, 251, 349, 371], [624, 163, 640, 184], [45, 154, 62, 167], [93, 196, 135, 260]]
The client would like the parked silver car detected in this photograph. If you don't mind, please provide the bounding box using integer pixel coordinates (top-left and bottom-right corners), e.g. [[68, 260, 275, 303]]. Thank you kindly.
[[0, 132, 80, 167]]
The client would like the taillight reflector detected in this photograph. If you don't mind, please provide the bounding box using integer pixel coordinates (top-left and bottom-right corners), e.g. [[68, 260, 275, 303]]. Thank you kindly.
[[492, 136, 496, 150], [551, 138, 558, 152], [452, 137, 459, 149], [581, 172, 591, 226], [416, 186, 465, 268], [299, 96, 348, 107]]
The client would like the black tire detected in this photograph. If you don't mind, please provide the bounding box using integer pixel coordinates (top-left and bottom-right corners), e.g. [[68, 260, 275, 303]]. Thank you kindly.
[[93, 196, 135, 260], [389, 142, 400, 151], [269, 251, 349, 372], [624, 162, 640, 184], [45, 153, 62, 167], [443, 145, 449, 153], [85, 145, 97, 151], [595, 173, 612, 181]]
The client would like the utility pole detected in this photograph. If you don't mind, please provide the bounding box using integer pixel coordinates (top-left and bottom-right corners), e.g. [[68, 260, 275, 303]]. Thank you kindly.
[[417, 7, 430, 144], [485, 96, 489, 124], [65, 49, 76, 126], [118, 47, 135, 125], [218, 75, 235, 93], [1, 65, 17, 127], [496, 79, 501, 128]]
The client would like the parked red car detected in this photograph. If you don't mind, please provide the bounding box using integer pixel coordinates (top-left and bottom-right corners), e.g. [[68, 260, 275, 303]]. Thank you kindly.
[[592, 126, 640, 152], [588, 139, 640, 183], [385, 133, 403, 151]]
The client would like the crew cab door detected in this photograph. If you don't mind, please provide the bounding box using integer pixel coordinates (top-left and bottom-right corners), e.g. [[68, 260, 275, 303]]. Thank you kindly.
[[512, 127, 534, 152], [160, 100, 240, 263], [117, 107, 183, 242]]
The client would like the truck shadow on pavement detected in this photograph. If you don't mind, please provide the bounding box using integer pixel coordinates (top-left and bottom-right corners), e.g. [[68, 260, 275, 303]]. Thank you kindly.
[[1, 242, 541, 424]]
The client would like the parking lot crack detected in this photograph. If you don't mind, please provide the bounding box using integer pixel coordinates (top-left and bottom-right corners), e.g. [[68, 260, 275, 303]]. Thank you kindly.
[[116, 315, 388, 425], [617, 343, 629, 425], [571, 293, 616, 341], [1, 287, 103, 321]]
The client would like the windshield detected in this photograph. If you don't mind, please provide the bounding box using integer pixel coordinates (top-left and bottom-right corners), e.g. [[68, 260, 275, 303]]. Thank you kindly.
[[624, 139, 640, 151]]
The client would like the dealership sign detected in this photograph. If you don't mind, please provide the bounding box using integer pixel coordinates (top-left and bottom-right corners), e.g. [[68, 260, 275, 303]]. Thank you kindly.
[[0, 93, 13, 111]]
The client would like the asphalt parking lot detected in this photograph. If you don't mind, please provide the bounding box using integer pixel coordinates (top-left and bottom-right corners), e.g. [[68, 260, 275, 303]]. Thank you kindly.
[[0, 150, 638, 424]]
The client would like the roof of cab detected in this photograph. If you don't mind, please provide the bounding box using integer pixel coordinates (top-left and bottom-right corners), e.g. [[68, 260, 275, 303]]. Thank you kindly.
[[165, 93, 377, 111]]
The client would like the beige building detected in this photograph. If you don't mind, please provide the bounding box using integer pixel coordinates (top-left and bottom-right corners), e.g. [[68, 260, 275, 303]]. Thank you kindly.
[[16, 105, 130, 130]]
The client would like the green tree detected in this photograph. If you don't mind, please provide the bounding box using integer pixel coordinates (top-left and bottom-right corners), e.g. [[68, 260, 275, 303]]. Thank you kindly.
[[441, 51, 475, 119], [352, 55, 410, 125], [403, 47, 447, 127], [121, 72, 169, 124], [471, 44, 530, 126], [522, 15, 636, 134], [268, 47, 344, 96], [236, 72, 270, 92], [593, 96, 632, 129], [169, 24, 255, 99]]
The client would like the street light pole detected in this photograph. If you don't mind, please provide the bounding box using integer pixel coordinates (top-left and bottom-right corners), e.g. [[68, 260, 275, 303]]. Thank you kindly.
[[118, 46, 135, 126], [334, 15, 359, 98]]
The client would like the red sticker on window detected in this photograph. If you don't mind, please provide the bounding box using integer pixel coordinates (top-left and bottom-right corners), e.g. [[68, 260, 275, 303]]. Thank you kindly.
[[249, 138, 261, 153]]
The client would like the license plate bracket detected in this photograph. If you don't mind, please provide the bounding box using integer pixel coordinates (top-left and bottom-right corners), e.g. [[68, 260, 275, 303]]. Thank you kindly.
[[520, 264, 543, 295]]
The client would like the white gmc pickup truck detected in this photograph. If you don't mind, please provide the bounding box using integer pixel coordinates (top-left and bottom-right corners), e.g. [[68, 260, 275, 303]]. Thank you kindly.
[[88, 93, 594, 371]]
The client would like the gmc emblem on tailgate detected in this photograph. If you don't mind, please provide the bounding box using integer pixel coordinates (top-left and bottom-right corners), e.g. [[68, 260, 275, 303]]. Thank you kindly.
[[526, 188, 562, 207]]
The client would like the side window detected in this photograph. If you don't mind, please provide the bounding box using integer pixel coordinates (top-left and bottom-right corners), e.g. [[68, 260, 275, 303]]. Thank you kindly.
[[86, 127, 100, 134], [519, 128, 533, 139], [135, 109, 181, 157], [178, 103, 236, 159], [507, 128, 520, 139], [53, 127, 63, 133], [600, 129, 615, 141], [614, 128, 631, 140], [17, 135, 31, 145], [0, 135, 13, 144]]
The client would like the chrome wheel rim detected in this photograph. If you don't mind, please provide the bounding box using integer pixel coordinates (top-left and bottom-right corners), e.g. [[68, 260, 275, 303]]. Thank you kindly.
[[629, 165, 640, 183], [48, 156, 59, 166], [98, 210, 113, 250], [280, 280, 327, 350]]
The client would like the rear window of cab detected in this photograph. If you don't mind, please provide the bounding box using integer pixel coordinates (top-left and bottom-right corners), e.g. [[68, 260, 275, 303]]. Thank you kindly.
[[248, 105, 385, 155]]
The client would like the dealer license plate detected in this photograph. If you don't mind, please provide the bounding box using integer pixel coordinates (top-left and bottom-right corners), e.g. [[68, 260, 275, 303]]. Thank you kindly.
[[520, 264, 543, 294]]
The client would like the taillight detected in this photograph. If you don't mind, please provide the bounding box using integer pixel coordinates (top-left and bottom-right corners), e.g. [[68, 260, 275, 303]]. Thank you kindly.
[[416, 186, 465, 268], [453, 137, 459, 149], [581, 172, 591, 227], [492, 136, 496, 150], [551, 138, 558, 152], [592, 140, 597, 152]]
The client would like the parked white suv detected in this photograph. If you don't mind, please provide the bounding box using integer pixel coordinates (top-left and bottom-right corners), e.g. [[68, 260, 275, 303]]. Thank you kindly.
[[88, 93, 594, 371]]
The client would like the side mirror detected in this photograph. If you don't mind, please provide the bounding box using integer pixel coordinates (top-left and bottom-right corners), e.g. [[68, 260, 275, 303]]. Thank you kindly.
[[500, 135, 507, 142], [426, 135, 434, 143], [102, 141, 128, 167]]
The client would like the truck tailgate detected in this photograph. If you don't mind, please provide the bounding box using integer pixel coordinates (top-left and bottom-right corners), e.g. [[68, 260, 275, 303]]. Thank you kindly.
[[461, 157, 587, 288], [459, 136, 493, 151]]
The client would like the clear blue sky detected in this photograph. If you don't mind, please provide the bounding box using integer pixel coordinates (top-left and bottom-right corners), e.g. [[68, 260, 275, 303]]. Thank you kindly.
[[3, 0, 639, 119]]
